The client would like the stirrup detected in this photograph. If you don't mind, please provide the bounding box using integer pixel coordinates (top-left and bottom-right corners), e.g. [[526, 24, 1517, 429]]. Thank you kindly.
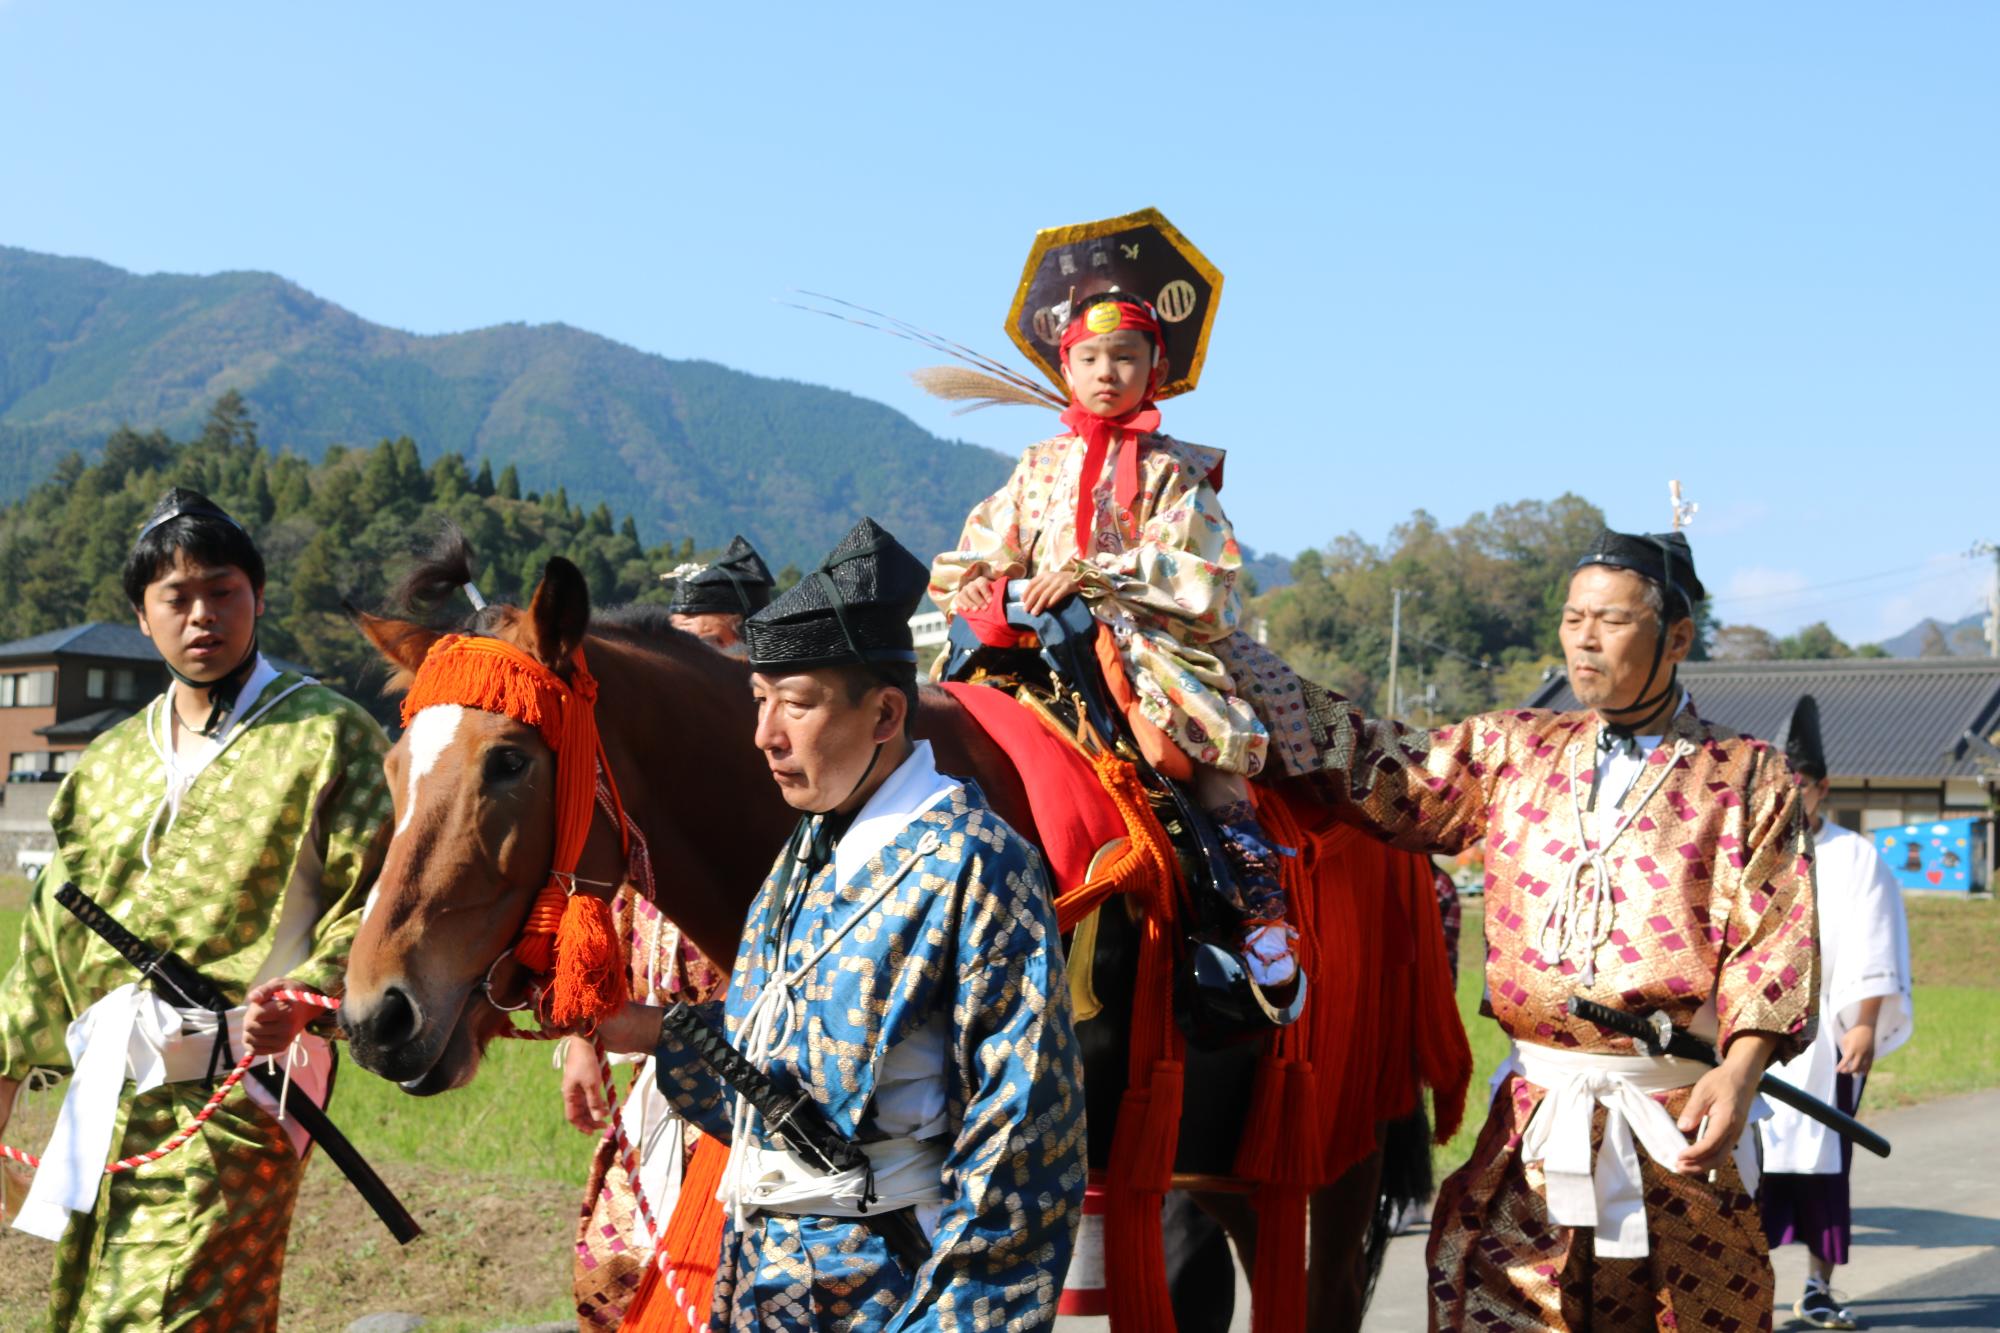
[[1174, 938, 1308, 1051]]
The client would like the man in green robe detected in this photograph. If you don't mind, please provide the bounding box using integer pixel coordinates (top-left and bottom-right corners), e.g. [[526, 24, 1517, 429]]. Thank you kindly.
[[0, 488, 393, 1332]]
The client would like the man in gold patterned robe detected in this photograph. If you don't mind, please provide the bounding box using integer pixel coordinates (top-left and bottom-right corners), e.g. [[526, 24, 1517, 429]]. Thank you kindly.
[[0, 489, 392, 1332], [1307, 529, 1818, 1331]]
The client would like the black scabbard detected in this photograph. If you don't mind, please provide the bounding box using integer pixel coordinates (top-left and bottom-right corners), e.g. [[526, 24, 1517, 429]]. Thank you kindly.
[[1567, 995, 1891, 1159], [659, 1003, 932, 1275], [54, 882, 423, 1244]]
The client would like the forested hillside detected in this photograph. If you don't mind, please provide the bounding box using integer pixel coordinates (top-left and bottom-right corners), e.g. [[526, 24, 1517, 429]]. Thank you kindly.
[[0, 395, 715, 720], [0, 245, 1012, 569]]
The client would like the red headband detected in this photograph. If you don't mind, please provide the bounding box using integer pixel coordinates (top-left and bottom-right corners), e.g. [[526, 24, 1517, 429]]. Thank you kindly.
[[1059, 297, 1163, 359]]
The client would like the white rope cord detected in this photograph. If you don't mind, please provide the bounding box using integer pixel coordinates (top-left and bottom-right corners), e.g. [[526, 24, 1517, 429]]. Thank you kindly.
[[1538, 732, 1696, 986], [719, 830, 939, 1230]]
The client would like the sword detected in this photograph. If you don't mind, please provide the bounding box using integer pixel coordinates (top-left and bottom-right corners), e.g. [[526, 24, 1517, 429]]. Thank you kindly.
[[658, 1003, 932, 1275], [55, 883, 423, 1244], [1567, 995, 1891, 1159]]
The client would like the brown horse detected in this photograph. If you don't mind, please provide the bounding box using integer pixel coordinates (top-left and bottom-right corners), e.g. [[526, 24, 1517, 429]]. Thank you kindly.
[[340, 552, 1434, 1330]]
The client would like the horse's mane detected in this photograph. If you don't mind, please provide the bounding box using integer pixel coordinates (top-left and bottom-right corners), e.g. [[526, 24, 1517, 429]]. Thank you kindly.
[[390, 520, 713, 655], [389, 521, 490, 629]]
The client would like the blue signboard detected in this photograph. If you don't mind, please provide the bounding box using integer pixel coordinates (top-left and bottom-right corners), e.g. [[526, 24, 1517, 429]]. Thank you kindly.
[[1876, 816, 1981, 892]]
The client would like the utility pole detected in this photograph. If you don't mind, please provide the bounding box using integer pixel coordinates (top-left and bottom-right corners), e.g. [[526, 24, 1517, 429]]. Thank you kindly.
[[1388, 587, 1408, 717], [1975, 541, 2000, 658]]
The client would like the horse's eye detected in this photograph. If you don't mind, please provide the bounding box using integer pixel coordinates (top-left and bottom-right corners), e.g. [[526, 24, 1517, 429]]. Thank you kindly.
[[483, 747, 530, 783]]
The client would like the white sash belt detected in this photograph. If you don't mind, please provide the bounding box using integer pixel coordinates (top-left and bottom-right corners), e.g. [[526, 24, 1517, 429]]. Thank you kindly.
[[1515, 1042, 1763, 1259], [13, 984, 328, 1242], [730, 1135, 949, 1221], [718, 830, 941, 1233]]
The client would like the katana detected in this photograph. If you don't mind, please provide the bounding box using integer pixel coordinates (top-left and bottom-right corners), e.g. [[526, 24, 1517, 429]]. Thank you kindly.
[[1567, 996, 1891, 1159], [56, 882, 422, 1243], [658, 1002, 931, 1275]]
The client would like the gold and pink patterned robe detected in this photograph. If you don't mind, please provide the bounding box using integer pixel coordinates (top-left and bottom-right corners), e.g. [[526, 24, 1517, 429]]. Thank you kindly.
[[1309, 696, 1818, 1331], [929, 431, 1325, 778], [572, 888, 725, 1330]]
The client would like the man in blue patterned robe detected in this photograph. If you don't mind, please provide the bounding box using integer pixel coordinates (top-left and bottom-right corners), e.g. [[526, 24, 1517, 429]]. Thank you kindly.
[[600, 517, 1087, 1331]]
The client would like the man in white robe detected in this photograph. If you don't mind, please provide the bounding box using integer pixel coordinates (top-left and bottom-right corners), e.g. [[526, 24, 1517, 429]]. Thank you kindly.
[[1757, 695, 1913, 1331]]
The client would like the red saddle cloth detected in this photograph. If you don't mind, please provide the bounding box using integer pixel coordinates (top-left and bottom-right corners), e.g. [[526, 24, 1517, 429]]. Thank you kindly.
[[939, 681, 1124, 895]]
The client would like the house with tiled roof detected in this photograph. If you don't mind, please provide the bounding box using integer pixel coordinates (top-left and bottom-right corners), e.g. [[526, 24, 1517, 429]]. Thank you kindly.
[[1527, 657, 2000, 889], [0, 623, 167, 782], [0, 623, 168, 871]]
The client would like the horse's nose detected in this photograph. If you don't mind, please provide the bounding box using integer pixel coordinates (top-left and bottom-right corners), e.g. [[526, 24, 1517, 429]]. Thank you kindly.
[[346, 984, 424, 1057]]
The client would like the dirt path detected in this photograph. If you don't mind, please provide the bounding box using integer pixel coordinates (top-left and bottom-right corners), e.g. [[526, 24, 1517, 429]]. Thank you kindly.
[[2, 1139, 579, 1333]]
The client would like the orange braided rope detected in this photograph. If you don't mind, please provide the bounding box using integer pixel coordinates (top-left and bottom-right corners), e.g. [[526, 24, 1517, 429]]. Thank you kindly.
[[400, 634, 628, 1028]]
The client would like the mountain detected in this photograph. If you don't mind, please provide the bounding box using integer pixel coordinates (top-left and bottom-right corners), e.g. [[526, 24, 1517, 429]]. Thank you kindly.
[[1877, 613, 1991, 658], [0, 245, 1014, 570]]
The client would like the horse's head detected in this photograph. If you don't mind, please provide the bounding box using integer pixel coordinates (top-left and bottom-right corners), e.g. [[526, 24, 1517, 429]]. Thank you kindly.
[[340, 557, 597, 1093]]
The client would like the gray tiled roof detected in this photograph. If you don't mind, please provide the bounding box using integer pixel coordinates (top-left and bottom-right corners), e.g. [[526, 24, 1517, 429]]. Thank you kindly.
[[34, 706, 137, 740], [0, 622, 159, 664], [1524, 658, 2000, 781]]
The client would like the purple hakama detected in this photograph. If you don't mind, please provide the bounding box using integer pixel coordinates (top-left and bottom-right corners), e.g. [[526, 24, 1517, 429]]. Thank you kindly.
[[1758, 1073, 1863, 1264]]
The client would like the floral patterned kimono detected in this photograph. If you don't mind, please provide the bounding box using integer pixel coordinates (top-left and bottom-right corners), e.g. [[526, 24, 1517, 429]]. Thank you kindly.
[[653, 743, 1085, 1331], [929, 430, 1325, 779], [573, 888, 725, 1329], [0, 667, 391, 1332], [1310, 695, 1819, 1331]]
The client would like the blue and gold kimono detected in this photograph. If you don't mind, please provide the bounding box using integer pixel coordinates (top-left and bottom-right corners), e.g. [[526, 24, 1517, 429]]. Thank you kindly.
[[655, 741, 1086, 1331]]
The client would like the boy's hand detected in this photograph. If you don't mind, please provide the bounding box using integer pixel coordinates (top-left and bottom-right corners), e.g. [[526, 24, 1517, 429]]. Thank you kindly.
[[954, 575, 995, 615], [1020, 569, 1080, 615], [562, 1037, 610, 1135], [244, 979, 316, 1058]]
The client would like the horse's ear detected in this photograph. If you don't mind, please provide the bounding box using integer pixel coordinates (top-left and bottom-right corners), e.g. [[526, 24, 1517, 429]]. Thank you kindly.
[[527, 557, 591, 669], [348, 605, 443, 692]]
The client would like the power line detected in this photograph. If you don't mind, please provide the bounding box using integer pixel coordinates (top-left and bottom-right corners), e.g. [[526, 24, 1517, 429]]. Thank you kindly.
[[1404, 633, 1493, 671], [1706, 557, 1962, 607], [1716, 567, 1981, 623]]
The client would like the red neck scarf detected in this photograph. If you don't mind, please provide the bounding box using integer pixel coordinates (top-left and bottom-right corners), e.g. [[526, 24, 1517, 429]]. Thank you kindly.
[[1061, 399, 1161, 558], [1060, 297, 1167, 557]]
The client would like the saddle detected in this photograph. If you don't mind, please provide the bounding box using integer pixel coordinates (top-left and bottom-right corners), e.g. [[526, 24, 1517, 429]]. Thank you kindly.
[[939, 592, 1306, 1046]]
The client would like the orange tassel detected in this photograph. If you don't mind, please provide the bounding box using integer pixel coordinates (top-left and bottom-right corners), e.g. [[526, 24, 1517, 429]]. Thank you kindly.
[[550, 890, 627, 1028], [1104, 1078, 1179, 1332], [1249, 1183, 1309, 1333], [622, 1134, 729, 1332], [1232, 1055, 1289, 1184], [1280, 1059, 1322, 1184]]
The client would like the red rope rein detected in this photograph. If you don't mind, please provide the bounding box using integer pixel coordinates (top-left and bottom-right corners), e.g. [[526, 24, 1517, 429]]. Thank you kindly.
[[1, 987, 340, 1173]]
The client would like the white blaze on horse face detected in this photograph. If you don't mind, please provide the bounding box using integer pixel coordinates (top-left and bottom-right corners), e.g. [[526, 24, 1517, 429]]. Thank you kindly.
[[398, 704, 467, 836]]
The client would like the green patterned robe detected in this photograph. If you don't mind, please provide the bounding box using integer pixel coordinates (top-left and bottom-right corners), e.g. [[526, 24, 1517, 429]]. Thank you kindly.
[[0, 670, 392, 1333]]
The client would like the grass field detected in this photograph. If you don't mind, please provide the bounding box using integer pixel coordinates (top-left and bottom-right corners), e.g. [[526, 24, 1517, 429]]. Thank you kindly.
[[1436, 892, 2000, 1177]]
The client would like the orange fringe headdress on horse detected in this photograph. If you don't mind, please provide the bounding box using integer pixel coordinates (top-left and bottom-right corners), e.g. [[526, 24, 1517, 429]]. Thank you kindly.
[[401, 633, 627, 1028]]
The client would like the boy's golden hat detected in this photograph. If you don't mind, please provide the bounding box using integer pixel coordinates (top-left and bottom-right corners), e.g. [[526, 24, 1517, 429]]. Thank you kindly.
[[1006, 207, 1223, 402]]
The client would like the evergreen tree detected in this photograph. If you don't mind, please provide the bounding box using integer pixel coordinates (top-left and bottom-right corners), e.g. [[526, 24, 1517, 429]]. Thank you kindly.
[[0, 398, 682, 726]]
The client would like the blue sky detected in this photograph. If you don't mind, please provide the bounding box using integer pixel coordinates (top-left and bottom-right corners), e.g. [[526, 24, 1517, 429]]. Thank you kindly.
[[3, 2, 1994, 644]]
